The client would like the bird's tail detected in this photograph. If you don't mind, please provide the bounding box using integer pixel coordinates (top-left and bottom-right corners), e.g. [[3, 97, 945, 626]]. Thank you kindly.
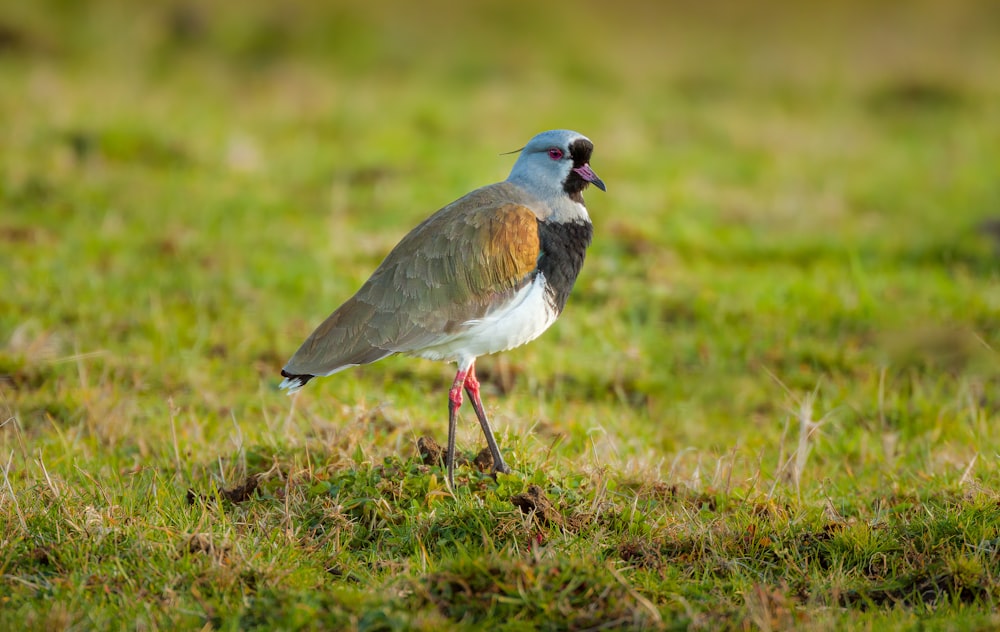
[[279, 370, 315, 393]]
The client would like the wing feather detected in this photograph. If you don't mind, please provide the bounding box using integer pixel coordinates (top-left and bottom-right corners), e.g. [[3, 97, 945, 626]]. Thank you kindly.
[[283, 182, 542, 377]]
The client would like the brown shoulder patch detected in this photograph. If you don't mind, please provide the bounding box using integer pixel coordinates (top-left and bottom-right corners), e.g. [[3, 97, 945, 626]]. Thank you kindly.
[[482, 204, 540, 289]]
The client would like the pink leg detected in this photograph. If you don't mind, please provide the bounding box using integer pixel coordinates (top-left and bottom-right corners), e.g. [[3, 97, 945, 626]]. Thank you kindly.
[[463, 364, 510, 475], [462, 366, 480, 397], [445, 365, 470, 489], [449, 368, 468, 409]]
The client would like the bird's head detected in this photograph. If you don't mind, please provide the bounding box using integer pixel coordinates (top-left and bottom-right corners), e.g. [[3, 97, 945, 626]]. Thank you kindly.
[[507, 129, 606, 206]]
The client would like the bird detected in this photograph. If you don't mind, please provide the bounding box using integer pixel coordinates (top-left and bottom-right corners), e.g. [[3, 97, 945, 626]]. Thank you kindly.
[[279, 129, 605, 488]]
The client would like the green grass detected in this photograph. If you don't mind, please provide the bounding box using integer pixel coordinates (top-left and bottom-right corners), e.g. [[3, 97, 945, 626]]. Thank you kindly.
[[2, 0, 1000, 629]]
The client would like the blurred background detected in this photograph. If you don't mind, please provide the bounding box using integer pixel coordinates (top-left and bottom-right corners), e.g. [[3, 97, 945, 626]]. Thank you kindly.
[[1, 0, 998, 464]]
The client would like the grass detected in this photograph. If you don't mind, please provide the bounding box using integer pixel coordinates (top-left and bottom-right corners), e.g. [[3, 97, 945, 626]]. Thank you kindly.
[[2, 0, 1000, 629]]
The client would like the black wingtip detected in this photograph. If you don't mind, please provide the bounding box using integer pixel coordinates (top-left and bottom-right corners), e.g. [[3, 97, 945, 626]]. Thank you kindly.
[[279, 370, 315, 392]]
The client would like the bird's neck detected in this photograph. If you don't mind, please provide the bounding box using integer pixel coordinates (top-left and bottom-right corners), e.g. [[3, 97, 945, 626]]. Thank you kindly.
[[545, 195, 592, 224]]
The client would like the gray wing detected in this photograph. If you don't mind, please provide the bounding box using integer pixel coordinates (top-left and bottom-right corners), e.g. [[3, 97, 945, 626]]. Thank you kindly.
[[282, 182, 542, 377]]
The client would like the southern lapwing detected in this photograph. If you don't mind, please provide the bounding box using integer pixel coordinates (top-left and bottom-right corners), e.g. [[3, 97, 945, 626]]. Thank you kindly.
[[280, 129, 605, 488]]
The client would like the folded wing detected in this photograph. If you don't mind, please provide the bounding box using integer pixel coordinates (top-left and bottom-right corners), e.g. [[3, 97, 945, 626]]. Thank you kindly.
[[282, 183, 542, 378]]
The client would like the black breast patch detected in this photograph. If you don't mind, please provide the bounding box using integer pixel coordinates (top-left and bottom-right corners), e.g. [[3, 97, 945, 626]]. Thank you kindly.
[[536, 219, 593, 314]]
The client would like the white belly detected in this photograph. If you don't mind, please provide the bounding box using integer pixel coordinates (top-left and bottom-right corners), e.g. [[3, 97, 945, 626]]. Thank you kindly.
[[412, 273, 558, 363]]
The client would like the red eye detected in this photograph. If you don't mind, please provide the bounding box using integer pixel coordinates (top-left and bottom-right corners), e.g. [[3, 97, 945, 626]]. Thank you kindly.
[[547, 148, 564, 160]]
